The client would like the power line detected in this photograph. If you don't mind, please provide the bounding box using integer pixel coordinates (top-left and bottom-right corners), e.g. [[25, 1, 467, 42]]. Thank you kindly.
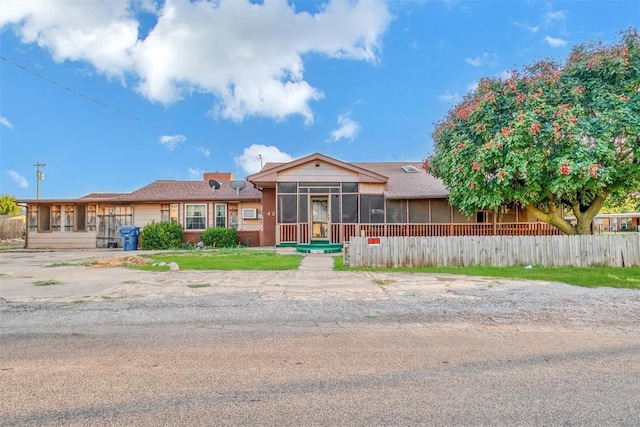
[[0, 55, 168, 132]]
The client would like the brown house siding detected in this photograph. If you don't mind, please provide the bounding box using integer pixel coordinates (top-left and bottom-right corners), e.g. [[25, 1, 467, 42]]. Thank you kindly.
[[261, 187, 276, 246]]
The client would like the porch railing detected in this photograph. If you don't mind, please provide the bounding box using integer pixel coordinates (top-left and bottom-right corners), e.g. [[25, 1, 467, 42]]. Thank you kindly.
[[278, 222, 562, 244]]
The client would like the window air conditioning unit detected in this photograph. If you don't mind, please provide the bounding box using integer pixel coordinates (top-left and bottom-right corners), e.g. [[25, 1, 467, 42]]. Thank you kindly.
[[242, 208, 258, 219]]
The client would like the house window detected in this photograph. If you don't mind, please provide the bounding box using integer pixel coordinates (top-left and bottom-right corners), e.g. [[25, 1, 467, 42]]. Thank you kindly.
[[476, 211, 488, 223], [186, 204, 206, 230], [360, 195, 384, 224], [64, 205, 74, 231], [52, 205, 61, 231], [386, 200, 407, 223], [75, 205, 87, 231], [215, 203, 227, 228], [161, 204, 170, 222], [38, 205, 51, 232]]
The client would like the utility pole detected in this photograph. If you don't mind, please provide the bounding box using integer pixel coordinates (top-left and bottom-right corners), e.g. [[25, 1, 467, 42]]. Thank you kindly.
[[34, 162, 45, 200], [258, 154, 263, 169]]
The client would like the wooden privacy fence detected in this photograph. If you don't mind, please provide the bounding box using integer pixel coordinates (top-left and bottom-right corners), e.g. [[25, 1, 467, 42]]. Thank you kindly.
[[0, 220, 25, 240], [345, 234, 640, 268]]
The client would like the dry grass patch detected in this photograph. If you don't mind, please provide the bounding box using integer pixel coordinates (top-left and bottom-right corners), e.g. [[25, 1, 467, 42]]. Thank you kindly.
[[89, 255, 151, 268]]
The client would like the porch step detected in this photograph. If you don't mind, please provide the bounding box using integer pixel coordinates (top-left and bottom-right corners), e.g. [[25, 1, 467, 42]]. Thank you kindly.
[[276, 242, 298, 248], [296, 242, 344, 254]]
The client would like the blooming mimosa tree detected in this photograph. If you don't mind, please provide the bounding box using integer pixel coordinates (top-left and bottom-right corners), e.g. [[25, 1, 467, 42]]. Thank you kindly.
[[429, 30, 640, 235]]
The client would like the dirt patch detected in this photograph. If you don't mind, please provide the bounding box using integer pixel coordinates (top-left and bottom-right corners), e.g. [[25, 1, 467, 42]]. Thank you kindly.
[[88, 255, 151, 268]]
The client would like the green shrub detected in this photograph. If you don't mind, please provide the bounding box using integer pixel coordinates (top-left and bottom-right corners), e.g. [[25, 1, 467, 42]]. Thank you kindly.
[[201, 227, 239, 248], [140, 221, 184, 250]]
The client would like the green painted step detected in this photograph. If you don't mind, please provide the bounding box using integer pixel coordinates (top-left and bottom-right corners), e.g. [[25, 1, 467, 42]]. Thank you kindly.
[[276, 242, 298, 248], [296, 242, 344, 254]]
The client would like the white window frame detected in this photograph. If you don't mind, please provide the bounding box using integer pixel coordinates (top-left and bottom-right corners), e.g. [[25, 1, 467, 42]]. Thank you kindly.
[[185, 204, 207, 230], [215, 203, 227, 228], [242, 208, 257, 219]]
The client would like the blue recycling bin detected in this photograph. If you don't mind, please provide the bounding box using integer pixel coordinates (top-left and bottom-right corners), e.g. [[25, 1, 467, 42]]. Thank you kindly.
[[119, 226, 140, 251]]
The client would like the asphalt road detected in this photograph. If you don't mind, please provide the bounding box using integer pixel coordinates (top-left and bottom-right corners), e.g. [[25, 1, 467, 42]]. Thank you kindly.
[[1, 250, 639, 426]]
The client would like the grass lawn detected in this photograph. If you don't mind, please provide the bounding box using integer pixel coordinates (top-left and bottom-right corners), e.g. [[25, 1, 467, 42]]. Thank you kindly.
[[136, 249, 302, 271], [333, 257, 640, 290]]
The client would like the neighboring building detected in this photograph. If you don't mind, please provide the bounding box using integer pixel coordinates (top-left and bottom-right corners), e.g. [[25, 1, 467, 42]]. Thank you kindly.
[[19, 152, 564, 250], [566, 213, 640, 233], [18, 172, 262, 249]]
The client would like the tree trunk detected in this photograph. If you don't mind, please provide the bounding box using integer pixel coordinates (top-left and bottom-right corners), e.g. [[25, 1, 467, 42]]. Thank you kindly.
[[572, 195, 607, 235], [524, 204, 576, 235], [524, 194, 607, 235]]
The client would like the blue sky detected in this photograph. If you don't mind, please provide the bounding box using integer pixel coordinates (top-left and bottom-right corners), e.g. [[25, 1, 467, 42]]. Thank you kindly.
[[0, 0, 638, 199]]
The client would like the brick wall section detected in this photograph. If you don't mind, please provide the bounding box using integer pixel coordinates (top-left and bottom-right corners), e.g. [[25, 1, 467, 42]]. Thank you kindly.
[[203, 172, 233, 182]]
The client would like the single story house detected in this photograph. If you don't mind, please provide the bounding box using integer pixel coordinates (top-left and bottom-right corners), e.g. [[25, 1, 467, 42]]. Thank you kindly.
[[19, 172, 262, 249], [19, 153, 561, 249]]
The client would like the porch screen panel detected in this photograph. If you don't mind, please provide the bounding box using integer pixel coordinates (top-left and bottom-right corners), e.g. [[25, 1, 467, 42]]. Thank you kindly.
[[386, 200, 407, 223], [341, 194, 358, 223], [277, 183, 297, 193], [298, 195, 308, 223], [278, 195, 297, 223], [331, 195, 340, 223], [431, 199, 451, 223], [342, 182, 358, 193], [360, 195, 384, 224], [409, 200, 429, 223], [453, 207, 473, 223]]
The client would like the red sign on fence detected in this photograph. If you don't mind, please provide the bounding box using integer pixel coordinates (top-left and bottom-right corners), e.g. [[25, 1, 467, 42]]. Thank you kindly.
[[367, 237, 380, 246]]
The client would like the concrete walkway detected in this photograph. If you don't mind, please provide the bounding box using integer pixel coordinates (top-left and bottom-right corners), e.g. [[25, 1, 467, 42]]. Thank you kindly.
[[297, 253, 337, 271]]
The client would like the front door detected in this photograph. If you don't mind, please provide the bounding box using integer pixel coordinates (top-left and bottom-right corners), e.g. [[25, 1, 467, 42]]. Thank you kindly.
[[311, 197, 329, 240]]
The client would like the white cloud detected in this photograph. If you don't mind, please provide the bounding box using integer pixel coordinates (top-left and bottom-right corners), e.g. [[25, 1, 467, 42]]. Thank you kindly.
[[465, 52, 497, 67], [514, 22, 539, 33], [545, 11, 565, 23], [7, 170, 28, 188], [0, 117, 13, 129], [1, 0, 392, 123], [159, 134, 186, 150], [328, 114, 361, 143], [438, 90, 461, 104], [235, 144, 294, 175], [197, 147, 210, 157], [188, 167, 202, 180], [544, 35, 568, 47]]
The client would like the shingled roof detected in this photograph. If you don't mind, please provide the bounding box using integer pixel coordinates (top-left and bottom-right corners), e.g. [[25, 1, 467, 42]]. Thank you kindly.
[[119, 179, 261, 202], [254, 155, 450, 199], [354, 162, 450, 199]]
